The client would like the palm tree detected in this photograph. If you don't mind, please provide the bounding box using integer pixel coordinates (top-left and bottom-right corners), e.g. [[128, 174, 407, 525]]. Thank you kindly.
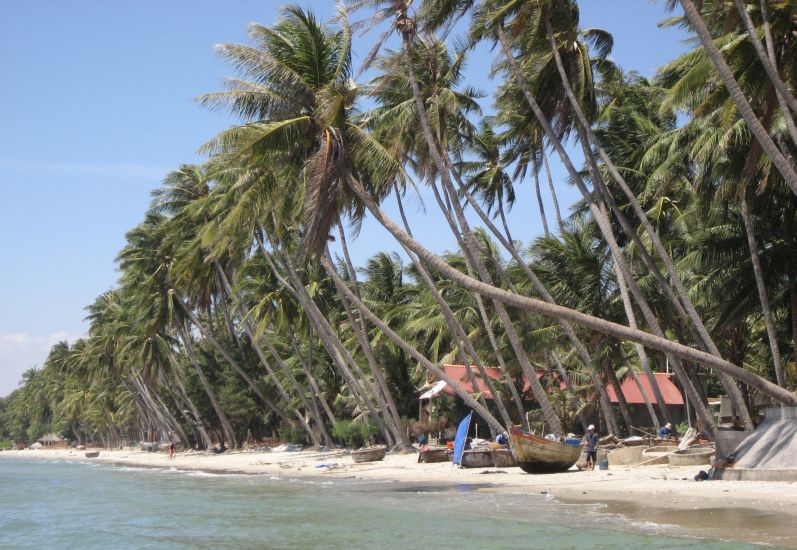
[[673, 0, 797, 194]]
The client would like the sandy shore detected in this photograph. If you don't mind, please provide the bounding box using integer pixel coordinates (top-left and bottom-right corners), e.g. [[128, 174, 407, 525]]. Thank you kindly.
[[3, 447, 796, 546]]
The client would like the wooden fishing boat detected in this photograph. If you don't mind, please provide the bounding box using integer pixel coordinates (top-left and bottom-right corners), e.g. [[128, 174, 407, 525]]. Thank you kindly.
[[84, 451, 100, 458], [509, 428, 583, 473], [460, 449, 494, 468], [490, 448, 516, 468], [418, 448, 449, 463], [351, 445, 386, 463]]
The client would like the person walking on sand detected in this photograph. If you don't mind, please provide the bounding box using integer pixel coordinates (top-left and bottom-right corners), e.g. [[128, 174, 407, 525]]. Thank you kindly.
[[584, 425, 599, 470], [168, 442, 175, 461]]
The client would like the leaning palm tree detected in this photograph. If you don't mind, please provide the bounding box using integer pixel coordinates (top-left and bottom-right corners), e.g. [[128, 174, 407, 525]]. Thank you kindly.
[[346, 1, 797, 419], [672, 0, 797, 194]]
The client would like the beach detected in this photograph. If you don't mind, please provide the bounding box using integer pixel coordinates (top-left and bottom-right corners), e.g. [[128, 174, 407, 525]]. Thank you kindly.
[[3, 447, 796, 547]]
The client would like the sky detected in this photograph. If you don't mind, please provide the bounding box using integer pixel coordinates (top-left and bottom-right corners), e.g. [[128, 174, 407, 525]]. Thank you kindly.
[[0, 1, 691, 397]]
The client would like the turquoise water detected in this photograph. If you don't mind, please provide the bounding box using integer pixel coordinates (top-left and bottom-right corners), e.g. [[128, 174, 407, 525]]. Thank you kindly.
[[0, 458, 770, 549]]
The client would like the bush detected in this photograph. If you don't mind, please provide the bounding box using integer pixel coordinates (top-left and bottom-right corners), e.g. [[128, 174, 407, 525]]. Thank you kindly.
[[279, 426, 307, 445], [331, 419, 379, 448]]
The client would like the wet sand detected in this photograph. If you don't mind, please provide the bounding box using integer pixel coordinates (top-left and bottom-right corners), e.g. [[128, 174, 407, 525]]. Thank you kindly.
[[591, 499, 797, 547], [3, 447, 796, 547]]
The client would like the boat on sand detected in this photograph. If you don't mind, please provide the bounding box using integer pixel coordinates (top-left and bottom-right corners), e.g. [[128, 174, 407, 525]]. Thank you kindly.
[[490, 448, 516, 467], [460, 449, 493, 468], [85, 451, 100, 458], [418, 448, 448, 463], [351, 445, 386, 463], [509, 428, 582, 473]]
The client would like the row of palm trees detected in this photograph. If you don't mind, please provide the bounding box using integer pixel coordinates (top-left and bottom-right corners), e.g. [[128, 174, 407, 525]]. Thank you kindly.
[[2, 0, 796, 449]]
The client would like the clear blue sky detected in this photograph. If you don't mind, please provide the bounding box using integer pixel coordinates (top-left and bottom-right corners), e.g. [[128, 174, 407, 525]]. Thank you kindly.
[[0, 1, 690, 396]]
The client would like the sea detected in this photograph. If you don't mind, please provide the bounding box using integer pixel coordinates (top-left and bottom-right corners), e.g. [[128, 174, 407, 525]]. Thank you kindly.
[[0, 457, 784, 549]]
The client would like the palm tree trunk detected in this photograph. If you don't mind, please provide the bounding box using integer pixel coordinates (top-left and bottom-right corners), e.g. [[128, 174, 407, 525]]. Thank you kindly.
[[678, 0, 797, 194], [265, 241, 397, 446], [320, 253, 505, 433], [541, 13, 751, 429], [401, 32, 563, 436], [733, 0, 797, 120], [580, 136, 720, 436], [177, 324, 237, 449], [615, 263, 669, 427], [345, 174, 797, 407], [335, 226, 412, 446], [498, 21, 738, 433], [449, 164, 621, 434], [169, 362, 213, 448], [621, 352, 660, 429], [740, 190, 785, 386], [172, 290, 290, 427], [549, 352, 589, 432], [758, 0, 797, 151], [434, 177, 561, 434], [532, 155, 550, 236], [252, 329, 328, 447], [396, 192, 528, 429], [130, 373, 176, 440], [287, 328, 338, 427], [541, 147, 564, 232], [213, 264, 327, 445], [426, 182, 522, 430], [602, 357, 633, 433]]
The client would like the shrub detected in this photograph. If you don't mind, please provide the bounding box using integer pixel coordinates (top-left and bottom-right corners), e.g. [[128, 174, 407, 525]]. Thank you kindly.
[[331, 419, 379, 448], [279, 426, 307, 445]]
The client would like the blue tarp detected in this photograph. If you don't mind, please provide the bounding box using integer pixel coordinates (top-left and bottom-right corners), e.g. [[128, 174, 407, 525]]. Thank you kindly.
[[452, 412, 473, 465]]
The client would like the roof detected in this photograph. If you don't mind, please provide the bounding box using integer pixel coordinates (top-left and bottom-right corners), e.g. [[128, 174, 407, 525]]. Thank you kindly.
[[37, 433, 64, 443], [439, 364, 503, 399], [418, 380, 447, 400], [606, 373, 684, 406], [418, 364, 566, 400]]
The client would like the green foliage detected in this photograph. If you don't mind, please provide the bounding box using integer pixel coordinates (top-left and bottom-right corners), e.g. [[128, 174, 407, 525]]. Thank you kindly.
[[279, 426, 307, 445], [5, 0, 797, 454], [331, 419, 379, 448]]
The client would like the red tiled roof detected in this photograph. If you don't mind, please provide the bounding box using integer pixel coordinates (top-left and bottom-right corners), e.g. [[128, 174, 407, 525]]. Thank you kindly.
[[440, 364, 503, 399], [435, 364, 566, 400], [606, 372, 684, 405]]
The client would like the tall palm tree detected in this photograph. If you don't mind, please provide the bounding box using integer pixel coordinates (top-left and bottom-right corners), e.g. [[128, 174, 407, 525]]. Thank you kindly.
[[673, 0, 797, 194]]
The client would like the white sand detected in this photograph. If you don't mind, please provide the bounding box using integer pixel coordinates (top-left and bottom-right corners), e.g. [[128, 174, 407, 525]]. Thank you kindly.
[[3, 447, 797, 546]]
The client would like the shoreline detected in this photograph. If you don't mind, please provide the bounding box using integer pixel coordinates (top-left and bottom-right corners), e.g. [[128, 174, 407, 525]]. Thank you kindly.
[[3, 448, 796, 547]]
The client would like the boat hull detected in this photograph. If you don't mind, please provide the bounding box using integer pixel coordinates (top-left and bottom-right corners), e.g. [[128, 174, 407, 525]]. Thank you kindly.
[[460, 449, 494, 468], [418, 448, 449, 463], [509, 428, 582, 473], [351, 445, 386, 463], [490, 448, 516, 468], [84, 451, 100, 458]]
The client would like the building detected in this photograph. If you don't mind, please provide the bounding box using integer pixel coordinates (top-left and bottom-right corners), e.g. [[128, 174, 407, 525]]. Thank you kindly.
[[605, 372, 686, 427], [36, 433, 68, 449]]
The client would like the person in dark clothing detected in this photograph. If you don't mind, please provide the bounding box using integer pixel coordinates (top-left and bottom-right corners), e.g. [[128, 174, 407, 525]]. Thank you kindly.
[[584, 425, 599, 470], [658, 423, 674, 439]]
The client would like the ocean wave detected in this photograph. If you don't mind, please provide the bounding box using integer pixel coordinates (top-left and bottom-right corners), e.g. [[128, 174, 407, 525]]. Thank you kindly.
[[185, 470, 223, 478]]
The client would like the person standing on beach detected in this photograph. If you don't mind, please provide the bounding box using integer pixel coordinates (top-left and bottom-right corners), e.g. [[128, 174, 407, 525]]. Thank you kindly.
[[584, 425, 599, 470], [168, 442, 175, 461]]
